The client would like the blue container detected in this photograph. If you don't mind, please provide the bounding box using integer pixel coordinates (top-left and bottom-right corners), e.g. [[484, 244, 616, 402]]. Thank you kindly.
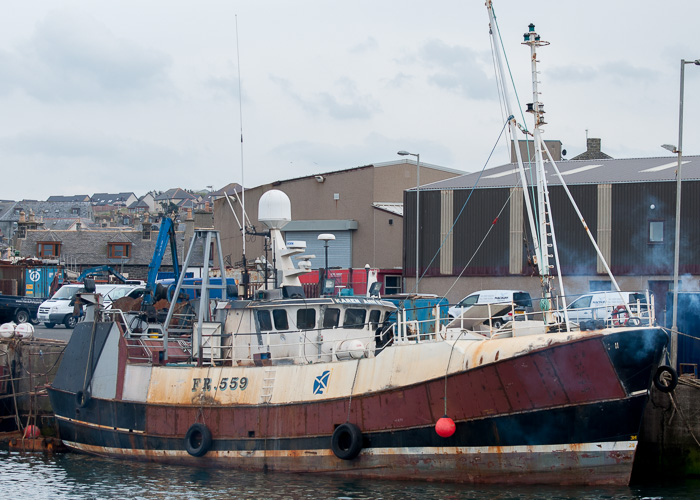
[[24, 266, 62, 297], [383, 295, 450, 335]]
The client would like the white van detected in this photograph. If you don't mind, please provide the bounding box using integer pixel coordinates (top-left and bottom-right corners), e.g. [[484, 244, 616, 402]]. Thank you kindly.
[[36, 283, 133, 329], [448, 290, 533, 327], [553, 291, 649, 327]]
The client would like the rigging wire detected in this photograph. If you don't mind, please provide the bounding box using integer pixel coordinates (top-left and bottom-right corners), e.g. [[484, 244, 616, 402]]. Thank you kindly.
[[491, 6, 540, 247]]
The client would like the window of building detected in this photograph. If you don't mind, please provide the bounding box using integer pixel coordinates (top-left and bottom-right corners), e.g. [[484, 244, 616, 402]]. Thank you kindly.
[[37, 242, 61, 258], [343, 309, 366, 329], [297, 309, 316, 330], [257, 310, 272, 331], [72, 207, 80, 215], [108, 242, 131, 258], [649, 220, 664, 243], [384, 275, 401, 295], [142, 227, 151, 240], [273, 310, 289, 330]]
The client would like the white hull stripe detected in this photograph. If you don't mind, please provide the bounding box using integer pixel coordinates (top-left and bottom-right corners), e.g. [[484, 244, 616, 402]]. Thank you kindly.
[[56, 415, 144, 434], [63, 440, 637, 459]]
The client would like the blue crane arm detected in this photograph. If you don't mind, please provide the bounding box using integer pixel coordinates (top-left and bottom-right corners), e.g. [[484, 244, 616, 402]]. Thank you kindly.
[[77, 265, 128, 283], [143, 218, 180, 305]]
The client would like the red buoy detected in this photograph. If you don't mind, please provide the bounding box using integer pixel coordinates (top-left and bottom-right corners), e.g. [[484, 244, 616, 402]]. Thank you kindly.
[[435, 416, 456, 438], [24, 425, 41, 438]]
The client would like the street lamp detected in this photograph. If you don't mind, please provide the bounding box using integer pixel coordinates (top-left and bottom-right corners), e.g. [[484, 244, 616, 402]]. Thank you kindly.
[[318, 233, 335, 295], [397, 150, 420, 293], [664, 58, 700, 369]]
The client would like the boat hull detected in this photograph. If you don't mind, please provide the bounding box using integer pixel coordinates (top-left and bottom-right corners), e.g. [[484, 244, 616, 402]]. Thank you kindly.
[[48, 322, 668, 485]]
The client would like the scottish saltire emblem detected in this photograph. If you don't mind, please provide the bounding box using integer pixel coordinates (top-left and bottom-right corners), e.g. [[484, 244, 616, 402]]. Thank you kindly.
[[313, 370, 330, 395]]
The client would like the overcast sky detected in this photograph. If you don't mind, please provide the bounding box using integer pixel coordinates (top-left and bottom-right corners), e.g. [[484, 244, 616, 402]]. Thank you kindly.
[[1, 0, 699, 201]]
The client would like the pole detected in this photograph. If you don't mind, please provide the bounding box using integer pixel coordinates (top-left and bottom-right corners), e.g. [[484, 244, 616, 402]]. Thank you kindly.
[[671, 60, 687, 369], [415, 153, 420, 294]]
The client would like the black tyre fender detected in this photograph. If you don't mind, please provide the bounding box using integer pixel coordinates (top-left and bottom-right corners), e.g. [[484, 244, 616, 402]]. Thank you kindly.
[[76, 389, 91, 408], [44, 322, 55, 329], [653, 365, 678, 393], [331, 423, 363, 460], [185, 423, 212, 457]]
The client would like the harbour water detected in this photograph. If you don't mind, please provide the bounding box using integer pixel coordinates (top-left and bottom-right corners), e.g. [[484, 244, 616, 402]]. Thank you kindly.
[[1, 450, 698, 500]]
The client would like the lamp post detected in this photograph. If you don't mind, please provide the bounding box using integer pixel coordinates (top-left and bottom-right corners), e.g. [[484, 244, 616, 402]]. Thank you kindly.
[[398, 150, 420, 293], [318, 233, 335, 295], [663, 58, 700, 369]]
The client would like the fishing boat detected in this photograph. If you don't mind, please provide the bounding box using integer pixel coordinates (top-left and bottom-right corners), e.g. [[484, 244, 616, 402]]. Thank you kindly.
[[47, 3, 672, 486]]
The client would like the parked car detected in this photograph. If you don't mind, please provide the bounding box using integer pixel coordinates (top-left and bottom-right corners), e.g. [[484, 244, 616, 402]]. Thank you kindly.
[[103, 284, 146, 307], [448, 290, 534, 328], [553, 291, 649, 328], [36, 283, 141, 329]]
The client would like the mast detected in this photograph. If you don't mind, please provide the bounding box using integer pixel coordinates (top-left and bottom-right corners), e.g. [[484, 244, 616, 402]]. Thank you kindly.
[[486, 2, 542, 276], [522, 23, 560, 314]]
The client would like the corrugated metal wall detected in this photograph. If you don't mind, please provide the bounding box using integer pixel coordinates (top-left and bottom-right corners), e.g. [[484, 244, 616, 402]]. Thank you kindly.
[[450, 188, 510, 276], [611, 181, 700, 275], [547, 185, 598, 275], [404, 179, 700, 279], [420, 191, 442, 277]]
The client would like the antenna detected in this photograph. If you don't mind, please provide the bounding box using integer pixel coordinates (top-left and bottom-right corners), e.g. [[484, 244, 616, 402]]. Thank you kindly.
[[235, 15, 249, 296]]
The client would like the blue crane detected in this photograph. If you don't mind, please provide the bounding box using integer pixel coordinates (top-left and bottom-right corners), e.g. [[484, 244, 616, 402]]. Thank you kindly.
[[142, 217, 181, 306]]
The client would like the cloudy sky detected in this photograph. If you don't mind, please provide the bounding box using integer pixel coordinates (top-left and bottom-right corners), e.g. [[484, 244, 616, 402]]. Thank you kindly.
[[1, 0, 699, 201]]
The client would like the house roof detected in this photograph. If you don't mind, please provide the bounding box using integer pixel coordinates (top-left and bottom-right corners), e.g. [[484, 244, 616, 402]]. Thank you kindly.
[[420, 155, 700, 191], [46, 195, 91, 202], [91, 192, 135, 205], [155, 188, 197, 201], [0, 201, 93, 221]]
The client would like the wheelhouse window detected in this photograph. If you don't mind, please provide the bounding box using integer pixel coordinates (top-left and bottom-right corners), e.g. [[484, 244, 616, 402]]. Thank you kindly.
[[257, 310, 272, 331], [297, 309, 316, 329], [323, 308, 340, 328], [649, 220, 664, 243], [369, 310, 381, 330], [37, 242, 61, 258], [108, 242, 131, 258], [273, 309, 289, 330], [343, 309, 366, 329]]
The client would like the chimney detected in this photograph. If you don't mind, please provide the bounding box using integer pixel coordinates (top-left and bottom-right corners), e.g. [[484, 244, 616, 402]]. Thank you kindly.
[[510, 140, 562, 162], [586, 138, 602, 153], [19, 210, 26, 223]]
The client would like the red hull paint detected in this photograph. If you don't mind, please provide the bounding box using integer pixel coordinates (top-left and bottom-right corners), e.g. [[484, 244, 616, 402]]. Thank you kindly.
[[145, 335, 624, 439]]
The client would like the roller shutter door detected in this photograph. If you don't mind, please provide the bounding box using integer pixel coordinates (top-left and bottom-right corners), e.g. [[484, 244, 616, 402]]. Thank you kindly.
[[284, 230, 352, 269]]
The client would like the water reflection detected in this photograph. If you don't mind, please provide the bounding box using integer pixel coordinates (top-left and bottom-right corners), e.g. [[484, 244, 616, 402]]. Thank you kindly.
[[0, 450, 696, 500]]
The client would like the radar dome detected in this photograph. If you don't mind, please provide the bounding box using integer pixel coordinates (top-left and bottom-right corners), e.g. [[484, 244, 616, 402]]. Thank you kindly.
[[259, 190, 291, 229]]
